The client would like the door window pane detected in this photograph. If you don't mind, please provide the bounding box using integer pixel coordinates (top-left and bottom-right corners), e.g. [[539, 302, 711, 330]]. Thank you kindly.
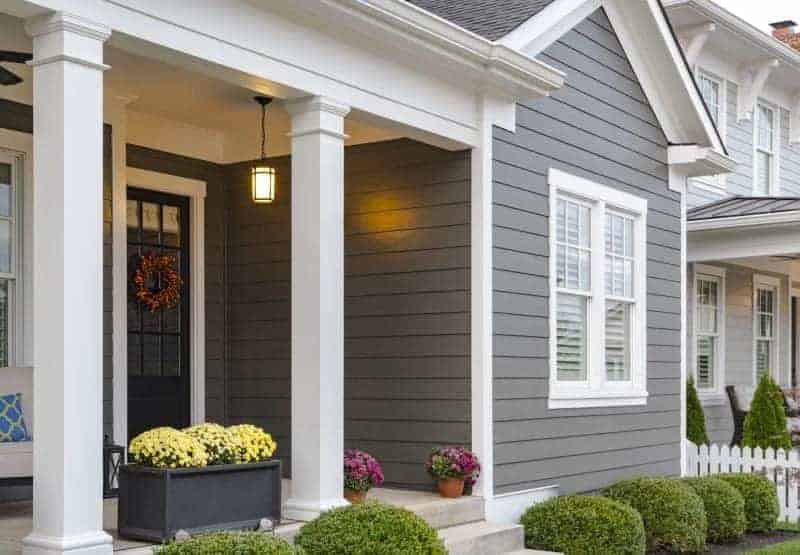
[[556, 293, 587, 382], [606, 301, 631, 381]]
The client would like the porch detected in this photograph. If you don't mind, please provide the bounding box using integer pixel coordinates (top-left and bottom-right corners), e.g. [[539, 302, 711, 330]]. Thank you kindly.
[[688, 197, 800, 444], [0, 483, 528, 554]]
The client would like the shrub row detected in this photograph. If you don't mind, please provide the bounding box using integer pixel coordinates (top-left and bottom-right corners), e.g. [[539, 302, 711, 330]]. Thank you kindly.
[[521, 473, 779, 554]]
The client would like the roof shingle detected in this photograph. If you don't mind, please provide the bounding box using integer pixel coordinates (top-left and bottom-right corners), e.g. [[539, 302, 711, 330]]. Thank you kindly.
[[403, 0, 556, 41], [688, 196, 800, 221]]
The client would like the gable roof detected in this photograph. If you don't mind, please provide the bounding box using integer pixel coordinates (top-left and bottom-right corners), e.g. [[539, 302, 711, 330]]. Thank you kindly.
[[403, 0, 556, 41]]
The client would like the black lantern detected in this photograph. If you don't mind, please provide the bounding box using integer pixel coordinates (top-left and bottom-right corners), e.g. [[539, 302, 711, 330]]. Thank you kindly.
[[103, 434, 125, 498], [251, 96, 276, 203]]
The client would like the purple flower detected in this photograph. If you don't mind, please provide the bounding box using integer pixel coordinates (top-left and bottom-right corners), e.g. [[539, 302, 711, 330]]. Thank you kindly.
[[425, 446, 481, 485], [344, 449, 384, 492]]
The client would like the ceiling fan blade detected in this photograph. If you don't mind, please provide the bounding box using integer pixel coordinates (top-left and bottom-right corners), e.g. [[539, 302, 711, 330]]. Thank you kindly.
[[0, 66, 22, 86], [0, 51, 32, 64]]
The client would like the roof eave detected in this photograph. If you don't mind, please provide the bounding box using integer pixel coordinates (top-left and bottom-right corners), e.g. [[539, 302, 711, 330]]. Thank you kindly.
[[688, 211, 800, 231], [668, 144, 737, 177], [313, 0, 565, 99]]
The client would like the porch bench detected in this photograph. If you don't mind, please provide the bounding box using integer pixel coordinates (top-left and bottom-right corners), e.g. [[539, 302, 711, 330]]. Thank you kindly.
[[0, 367, 33, 484]]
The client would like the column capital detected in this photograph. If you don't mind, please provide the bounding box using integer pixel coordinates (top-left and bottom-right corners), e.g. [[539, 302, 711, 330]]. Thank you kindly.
[[25, 12, 110, 42], [284, 96, 350, 118], [26, 12, 110, 71]]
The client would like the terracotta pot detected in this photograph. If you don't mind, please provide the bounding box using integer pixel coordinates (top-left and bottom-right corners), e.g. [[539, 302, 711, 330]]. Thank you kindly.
[[437, 477, 465, 498], [344, 488, 367, 504]]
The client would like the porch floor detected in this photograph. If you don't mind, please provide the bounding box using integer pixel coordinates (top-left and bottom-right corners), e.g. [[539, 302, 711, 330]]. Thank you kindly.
[[0, 481, 457, 553]]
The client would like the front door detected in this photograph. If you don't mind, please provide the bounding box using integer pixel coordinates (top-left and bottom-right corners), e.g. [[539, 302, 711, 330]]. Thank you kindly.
[[127, 188, 190, 439]]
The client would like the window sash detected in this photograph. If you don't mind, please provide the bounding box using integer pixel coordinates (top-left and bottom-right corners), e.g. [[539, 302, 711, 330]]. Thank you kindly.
[[698, 74, 721, 125], [0, 153, 18, 368], [696, 335, 716, 389], [753, 283, 777, 383], [754, 103, 775, 195]]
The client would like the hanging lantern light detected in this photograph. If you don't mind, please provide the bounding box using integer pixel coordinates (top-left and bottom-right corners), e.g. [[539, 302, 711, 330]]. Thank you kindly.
[[251, 96, 276, 204]]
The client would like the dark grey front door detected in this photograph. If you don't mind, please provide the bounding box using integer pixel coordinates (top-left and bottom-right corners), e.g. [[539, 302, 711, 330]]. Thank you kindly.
[[127, 188, 190, 440]]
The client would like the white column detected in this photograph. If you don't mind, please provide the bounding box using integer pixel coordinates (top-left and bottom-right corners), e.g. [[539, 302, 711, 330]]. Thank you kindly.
[[283, 96, 350, 521], [24, 12, 112, 555]]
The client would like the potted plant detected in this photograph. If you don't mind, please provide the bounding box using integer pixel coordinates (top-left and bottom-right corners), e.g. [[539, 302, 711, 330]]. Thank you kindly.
[[343, 449, 384, 503], [425, 446, 480, 498], [118, 423, 281, 542]]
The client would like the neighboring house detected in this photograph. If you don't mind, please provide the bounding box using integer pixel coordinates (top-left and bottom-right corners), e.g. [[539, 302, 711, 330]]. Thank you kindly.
[[0, 0, 730, 552], [665, 0, 800, 445]]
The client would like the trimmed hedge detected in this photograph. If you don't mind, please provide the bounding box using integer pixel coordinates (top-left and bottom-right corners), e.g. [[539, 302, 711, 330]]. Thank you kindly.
[[155, 532, 301, 554], [684, 476, 746, 544], [603, 477, 707, 553], [520, 495, 645, 555], [718, 473, 780, 533], [294, 502, 445, 554]]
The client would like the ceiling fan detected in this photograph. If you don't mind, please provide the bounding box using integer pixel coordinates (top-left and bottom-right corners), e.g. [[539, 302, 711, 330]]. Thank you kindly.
[[0, 51, 33, 86]]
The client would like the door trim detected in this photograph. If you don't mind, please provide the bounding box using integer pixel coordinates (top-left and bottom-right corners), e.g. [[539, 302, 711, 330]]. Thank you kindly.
[[113, 167, 206, 446]]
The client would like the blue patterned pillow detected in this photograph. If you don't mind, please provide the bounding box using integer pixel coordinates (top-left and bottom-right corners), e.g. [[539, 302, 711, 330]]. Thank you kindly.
[[0, 393, 30, 442]]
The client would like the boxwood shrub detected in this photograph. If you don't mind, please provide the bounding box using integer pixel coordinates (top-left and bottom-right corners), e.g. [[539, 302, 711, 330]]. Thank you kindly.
[[684, 476, 746, 543], [603, 477, 707, 553], [718, 473, 780, 533], [155, 532, 301, 554], [520, 495, 645, 555], [294, 502, 445, 554]]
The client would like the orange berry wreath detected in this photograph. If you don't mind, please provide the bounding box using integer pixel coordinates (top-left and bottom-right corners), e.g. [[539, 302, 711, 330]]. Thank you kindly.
[[132, 253, 183, 312]]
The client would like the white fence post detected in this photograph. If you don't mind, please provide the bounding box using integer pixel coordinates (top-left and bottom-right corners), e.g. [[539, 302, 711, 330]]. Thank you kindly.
[[683, 440, 800, 523]]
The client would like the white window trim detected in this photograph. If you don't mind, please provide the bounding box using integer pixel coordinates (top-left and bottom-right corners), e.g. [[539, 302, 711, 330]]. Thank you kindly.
[[548, 168, 648, 409], [692, 69, 727, 193], [753, 99, 780, 196], [753, 273, 780, 385], [692, 264, 726, 404], [0, 139, 28, 369]]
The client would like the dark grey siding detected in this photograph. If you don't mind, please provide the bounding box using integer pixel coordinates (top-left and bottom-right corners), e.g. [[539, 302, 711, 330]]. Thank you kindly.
[[126, 145, 228, 423], [492, 9, 681, 494], [225, 140, 471, 488]]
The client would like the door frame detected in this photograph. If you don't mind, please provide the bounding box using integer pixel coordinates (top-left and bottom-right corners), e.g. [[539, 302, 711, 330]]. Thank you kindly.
[[113, 166, 206, 445]]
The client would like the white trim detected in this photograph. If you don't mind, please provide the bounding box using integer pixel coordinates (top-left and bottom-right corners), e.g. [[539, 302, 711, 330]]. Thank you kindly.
[[470, 97, 496, 500], [790, 93, 800, 145], [680, 22, 717, 67], [0, 129, 33, 368], [500, 0, 601, 54], [671, 165, 689, 476], [116, 167, 207, 443], [547, 168, 648, 409], [667, 145, 736, 181], [485, 485, 559, 524], [689, 211, 800, 231], [692, 264, 726, 402], [753, 273, 781, 386]]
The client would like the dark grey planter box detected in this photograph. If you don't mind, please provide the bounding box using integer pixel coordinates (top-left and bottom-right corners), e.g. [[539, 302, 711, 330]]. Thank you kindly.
[[118, 460, 281, 543]]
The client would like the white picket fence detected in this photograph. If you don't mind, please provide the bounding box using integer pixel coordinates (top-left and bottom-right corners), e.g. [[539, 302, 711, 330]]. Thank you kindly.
[[684, 439, 800, 522]]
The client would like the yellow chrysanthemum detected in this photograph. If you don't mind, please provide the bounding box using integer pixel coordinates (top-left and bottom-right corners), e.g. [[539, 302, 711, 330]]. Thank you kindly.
[[129, 427, 209, 469], [227, 424, 277, 463], [183, 423, 236, 465]]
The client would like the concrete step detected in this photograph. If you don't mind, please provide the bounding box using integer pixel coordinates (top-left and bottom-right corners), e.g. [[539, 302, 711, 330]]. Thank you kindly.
[[407, 495, 485, 530], [438, 521, 525, 555]]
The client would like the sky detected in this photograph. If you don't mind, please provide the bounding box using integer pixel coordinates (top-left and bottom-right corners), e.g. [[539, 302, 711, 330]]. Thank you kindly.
[[714, 0, 798, 33]]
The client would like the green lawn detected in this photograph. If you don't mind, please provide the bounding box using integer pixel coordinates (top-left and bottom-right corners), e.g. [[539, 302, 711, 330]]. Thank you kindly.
[[746, 540, 800, 554]]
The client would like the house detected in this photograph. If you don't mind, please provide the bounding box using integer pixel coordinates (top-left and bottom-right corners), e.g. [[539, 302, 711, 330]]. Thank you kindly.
[[0, 0, 730, 552], [664, 0, 800, 445]]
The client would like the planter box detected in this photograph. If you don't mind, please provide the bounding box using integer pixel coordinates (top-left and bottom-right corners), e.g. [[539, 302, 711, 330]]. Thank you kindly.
[[118, 460, 281, 542]]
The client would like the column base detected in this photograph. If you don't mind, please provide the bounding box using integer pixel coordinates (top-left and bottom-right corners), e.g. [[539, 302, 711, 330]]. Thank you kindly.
[[22, 531, 113, 555], [283, 497, 349, 521]]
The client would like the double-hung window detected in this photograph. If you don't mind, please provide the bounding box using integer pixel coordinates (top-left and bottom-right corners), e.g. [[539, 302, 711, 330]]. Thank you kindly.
[[0, 149, 19, 368], [549, 169, 648, 409], [754, 102, 776, 196], [693, 265, 725, 398], [753, 275, 779, 382], [698, 73, 722, 127]]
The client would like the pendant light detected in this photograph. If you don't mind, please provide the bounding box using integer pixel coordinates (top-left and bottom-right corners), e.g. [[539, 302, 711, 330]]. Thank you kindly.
[[251, 96, 276, 204]]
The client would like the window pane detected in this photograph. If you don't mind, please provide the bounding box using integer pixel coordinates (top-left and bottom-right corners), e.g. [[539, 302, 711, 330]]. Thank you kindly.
[[755, 151, 771, 195], [0, 162, 11, 218], [699, 75, 720, 125], [757, 105, 774, 150], [606, 301, 630, 381], [0, 280, 8, 367], [556, 293, 587, 382], [756, 339, 771, 380], [696, 335, 715, 389], [0, 220, 11, 274]]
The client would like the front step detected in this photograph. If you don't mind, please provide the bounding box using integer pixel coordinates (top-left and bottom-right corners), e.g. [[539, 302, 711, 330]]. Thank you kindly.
[[405, 494, 485, 530], [438, 521, 526, 555]]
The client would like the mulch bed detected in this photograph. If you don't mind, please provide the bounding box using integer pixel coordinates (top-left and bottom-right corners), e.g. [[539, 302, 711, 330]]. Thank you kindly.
[[707, 531, 800, 554]]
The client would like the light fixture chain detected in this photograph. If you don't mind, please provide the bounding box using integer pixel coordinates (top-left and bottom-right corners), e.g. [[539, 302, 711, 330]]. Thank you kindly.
[[261, 101, 267, 160]]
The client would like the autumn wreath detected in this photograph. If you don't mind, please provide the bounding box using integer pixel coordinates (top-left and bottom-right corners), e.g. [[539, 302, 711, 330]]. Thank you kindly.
[[132, 253, 182, 312]]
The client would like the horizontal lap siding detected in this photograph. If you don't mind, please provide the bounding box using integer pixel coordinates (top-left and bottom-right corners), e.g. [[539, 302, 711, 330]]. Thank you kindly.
[[492, 9, 681, 495], [126, 145, 228, 423], [225, 140, 470, 489]]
